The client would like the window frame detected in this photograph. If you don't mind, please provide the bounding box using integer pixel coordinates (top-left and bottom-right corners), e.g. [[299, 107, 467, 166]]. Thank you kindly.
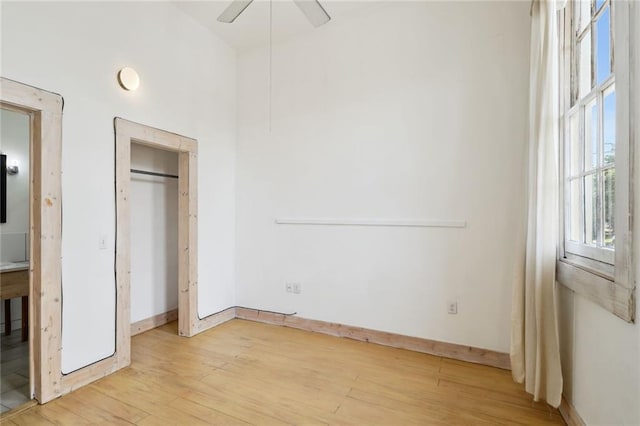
[[557, 0, 635, 323]]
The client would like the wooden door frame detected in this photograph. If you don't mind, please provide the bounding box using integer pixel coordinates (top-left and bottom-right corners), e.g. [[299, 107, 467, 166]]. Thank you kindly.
[[116, 119, 237, 349], [1, 78, 63, 403]]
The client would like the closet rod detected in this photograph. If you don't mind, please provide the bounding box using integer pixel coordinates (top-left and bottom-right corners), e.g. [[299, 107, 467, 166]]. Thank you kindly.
[[130, 168, 179, 179]]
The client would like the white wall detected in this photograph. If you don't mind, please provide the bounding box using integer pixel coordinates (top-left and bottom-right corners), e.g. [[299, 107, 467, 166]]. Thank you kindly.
[[1, 2, 237, 372], [130, 144, 178, 324], [0, 108, 30, 330], [558, 4, 640, 424], [235, 1, 530, 352], [559, 286, 640, 425]]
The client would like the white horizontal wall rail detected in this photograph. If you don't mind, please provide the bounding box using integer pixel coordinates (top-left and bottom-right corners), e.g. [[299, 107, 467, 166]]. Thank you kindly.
[[274, 218, 467, 228]]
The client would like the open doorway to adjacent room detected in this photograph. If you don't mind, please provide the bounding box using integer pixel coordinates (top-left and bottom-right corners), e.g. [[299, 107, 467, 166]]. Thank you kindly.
[[0, 107, 30, 413]]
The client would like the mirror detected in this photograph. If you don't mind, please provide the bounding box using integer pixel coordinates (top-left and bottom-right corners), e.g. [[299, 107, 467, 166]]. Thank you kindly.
[[1, 153, 6, 223]]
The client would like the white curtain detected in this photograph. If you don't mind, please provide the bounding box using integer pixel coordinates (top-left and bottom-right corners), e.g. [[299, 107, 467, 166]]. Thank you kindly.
[[510, 0, 563, 408]]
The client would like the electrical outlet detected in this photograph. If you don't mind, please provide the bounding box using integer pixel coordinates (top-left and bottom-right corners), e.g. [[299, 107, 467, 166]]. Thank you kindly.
[[285, 283, 294, 293], [447, 301, 458, 315], [99, 235, 107, 250]]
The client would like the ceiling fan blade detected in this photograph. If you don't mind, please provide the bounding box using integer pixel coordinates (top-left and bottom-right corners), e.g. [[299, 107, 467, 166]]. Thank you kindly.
[[217, 0, 254, 23], [293, 0, 331, 27]]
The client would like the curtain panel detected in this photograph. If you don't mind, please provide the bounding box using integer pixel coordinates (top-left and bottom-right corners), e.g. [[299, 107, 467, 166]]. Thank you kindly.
[[510, 0, 564, 408]]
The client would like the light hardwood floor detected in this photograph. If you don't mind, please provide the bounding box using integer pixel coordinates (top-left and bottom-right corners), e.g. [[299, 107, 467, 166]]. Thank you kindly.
[[2, 319, 564, 425]]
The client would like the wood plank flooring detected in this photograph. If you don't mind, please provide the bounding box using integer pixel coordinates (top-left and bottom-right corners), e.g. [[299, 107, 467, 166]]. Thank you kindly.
[[2, 319, 564, 425]]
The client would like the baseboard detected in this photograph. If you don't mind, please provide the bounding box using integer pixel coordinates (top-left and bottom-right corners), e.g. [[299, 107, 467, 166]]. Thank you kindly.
[[559, 395, 586, 426], [130, 306, 235, 337], [131, 309, 178, 336], [235, 308, 511, 370], [132, 307, 511, 370], [192, 306, 237, 334]]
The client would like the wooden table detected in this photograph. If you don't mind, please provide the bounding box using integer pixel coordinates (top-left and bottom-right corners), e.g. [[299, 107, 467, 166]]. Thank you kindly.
[[1, 268, 29, 341]]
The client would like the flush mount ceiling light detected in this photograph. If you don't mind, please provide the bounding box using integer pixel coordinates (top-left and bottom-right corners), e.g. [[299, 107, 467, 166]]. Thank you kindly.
[[218, 0, 330, 27], [117, 67, 140, 91]]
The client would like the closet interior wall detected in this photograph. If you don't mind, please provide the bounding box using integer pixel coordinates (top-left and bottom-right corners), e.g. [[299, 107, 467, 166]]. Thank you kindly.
[[130, 143, 179, 324]]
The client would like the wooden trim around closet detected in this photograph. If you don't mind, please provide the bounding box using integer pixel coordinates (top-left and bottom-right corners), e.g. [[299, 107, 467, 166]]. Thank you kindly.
[[115, 118, 212, 344]]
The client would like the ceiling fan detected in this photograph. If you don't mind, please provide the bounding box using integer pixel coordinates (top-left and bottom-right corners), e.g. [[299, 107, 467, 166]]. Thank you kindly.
[[217, 0, 331, 27]]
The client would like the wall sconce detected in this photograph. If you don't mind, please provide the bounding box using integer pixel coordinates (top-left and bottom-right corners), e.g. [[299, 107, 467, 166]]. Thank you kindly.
[[117, 67, 140, 91], [6, 160, 18, 175]]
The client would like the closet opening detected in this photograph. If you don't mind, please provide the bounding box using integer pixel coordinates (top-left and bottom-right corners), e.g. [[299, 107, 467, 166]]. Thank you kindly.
[[129, 144, 179, 335], [114, 117, 200, 369]]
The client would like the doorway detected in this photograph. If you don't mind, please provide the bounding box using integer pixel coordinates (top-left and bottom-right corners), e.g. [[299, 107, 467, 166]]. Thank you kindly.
[[129, 143, 179, 334], [114, 118, 198, 347], [0, 77, 63, 405], [0, 107, 31, 412]]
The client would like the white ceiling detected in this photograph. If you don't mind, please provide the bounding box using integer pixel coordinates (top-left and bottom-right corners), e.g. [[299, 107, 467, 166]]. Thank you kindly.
[[174, 0, 377, 51]]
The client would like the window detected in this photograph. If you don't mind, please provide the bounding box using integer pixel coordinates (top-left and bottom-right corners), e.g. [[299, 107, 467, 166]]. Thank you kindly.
[[558, 0, 635, 322], [565, 0, 615, 268]]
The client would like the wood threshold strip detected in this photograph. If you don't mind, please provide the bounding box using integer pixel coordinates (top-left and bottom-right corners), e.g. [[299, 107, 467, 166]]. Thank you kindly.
[[131, 309, 179, 337], [559, 396, 586, 426], [235, 307, 511, 370]]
